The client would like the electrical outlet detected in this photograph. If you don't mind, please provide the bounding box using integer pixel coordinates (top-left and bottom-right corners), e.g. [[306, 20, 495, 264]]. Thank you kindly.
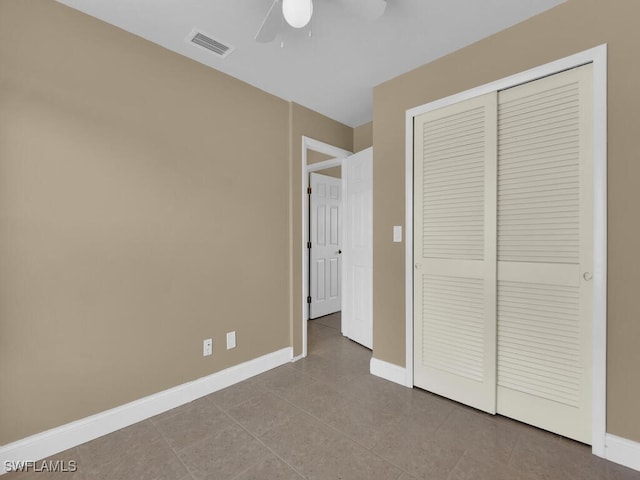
[[203, 338, 212, 356], [226, 331, 236, 350]]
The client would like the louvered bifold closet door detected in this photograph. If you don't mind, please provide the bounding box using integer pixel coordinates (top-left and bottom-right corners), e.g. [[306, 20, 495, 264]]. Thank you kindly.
[[496, 65, 593, 443], [413, 93, 497, 414]]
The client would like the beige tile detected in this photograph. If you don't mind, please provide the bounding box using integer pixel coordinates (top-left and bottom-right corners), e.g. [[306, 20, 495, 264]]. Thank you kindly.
[[233, 455, 303, 480], [358, 399, 454, 454], [434, 407, 521, 465], [258, 409, 343, 474], [150, 396, 215, 423], [252, 364, 316, 397], [289, 356, 363, 394], [84, 438, 187, 480], [152, 397, 226, 452], [284, 379, 402, 450], [177, 420, 270, 480], [321, 391, 414, 450], [601, 462, 640, 480], [225, 391, 306, 437], [303, 434, 402, 480], [307, 322, 344, 354], [207, 379, 265, 411], [289, 353, 340, 383], [314, 314, 341, 331], [508, 426, 584, 479], [531, 434, 640, 480], [283, 380, 345, 421], [76, 420, 162, 468], [307, 321, 339, 339], [396, 474, 419, 480], [450, 451, 534, 480], [329, 346, 370, 373], [331, 373, 418, 417], [259, 409, 401, 480], [371, 424, 465, 479]]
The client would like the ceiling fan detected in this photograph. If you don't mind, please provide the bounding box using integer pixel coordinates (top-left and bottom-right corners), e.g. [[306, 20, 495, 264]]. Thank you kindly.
[[255, 0, 387, 43]]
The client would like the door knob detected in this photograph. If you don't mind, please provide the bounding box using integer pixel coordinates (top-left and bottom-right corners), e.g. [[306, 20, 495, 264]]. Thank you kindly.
[[337, 250, 342, 254], [415, 263, 421, 270], [583, 272, 593, 281]]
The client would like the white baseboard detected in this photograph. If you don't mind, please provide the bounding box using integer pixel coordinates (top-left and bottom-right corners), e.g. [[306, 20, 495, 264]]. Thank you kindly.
[[0, 347, 293, 474], [370, 357, 409, 387], [291, 353, 305, 363], [605, 433, 640, 472]]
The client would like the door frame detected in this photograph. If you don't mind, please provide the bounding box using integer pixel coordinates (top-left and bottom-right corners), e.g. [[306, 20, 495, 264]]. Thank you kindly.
[[300, 136, 351, 359], [404, 45, 608, 455]]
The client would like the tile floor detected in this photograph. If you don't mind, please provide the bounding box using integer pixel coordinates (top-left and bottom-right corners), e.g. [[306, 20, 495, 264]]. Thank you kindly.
[[8, 312, 640, 479]]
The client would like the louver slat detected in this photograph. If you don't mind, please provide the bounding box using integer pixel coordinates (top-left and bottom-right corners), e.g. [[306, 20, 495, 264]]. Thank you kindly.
[[497, 82, 581, 264], [497, 281, 582, 407], [422, 275, 485, 381], [422, 107, 485, 261]]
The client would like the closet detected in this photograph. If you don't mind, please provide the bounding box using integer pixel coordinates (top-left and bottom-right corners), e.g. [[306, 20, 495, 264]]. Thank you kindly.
[[413, 64, 593, 443]]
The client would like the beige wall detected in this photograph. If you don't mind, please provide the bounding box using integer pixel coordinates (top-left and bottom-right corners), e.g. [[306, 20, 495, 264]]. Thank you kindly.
[[307, 151, 341, 179], [290, 103, 352, 356], [315, 167, 342, 179], [353, 122, 373, 152], [372, 0, 640, 442], [0, 0, 349, 445], [307, 151, 333, 165]]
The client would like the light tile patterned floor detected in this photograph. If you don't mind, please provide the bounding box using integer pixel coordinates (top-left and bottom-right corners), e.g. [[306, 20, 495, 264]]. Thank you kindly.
[[8, 312, 640, 479]]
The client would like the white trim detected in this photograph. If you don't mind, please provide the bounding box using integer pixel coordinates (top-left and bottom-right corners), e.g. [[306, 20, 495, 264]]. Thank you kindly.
[[301, 136, 351, 358], [405, 44, 608, 454], [291, 353, 305, 363], [605, 434, 640, 472], [0, 347, 293, 473], [307, 157, 343, 172], [370, 357, 407, 386], [590, 45, 608, 459], [404, 104, 415, 389]]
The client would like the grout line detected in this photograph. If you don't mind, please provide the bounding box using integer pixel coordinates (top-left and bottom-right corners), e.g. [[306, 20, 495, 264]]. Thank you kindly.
[[208, 386, 269, 413], [218, 358, 405, 478], [444, 445, 472, 480], [150, 414, 200, 479], [74, 420, 193, 478], [266, 379, 414, 477], [219, 409, 306, 480]]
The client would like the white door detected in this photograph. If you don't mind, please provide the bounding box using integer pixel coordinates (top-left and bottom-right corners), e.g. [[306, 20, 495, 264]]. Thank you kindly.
[[342, 148, 373, 349], [413, 92, 498, 414], [309, 172, 342, 319], [495, 64, 593, 443]]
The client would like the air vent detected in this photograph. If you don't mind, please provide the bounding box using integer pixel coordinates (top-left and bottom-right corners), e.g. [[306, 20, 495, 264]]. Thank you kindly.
[[186, 29, 234, 58]]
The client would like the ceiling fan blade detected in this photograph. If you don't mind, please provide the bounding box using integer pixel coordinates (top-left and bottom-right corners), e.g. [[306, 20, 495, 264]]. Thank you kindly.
[[255, 0, 283, 43], [337, 0, 387, 21]]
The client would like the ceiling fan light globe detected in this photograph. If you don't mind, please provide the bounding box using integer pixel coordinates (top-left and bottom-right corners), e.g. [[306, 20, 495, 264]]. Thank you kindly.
[[282, 0, 313, 28]]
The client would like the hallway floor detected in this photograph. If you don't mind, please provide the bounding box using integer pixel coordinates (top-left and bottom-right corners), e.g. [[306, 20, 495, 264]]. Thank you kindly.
[[9, 312, 640, 479]]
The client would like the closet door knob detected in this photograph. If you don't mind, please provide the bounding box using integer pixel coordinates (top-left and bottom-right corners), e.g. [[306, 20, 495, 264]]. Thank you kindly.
[[583, 272, 593, 281]]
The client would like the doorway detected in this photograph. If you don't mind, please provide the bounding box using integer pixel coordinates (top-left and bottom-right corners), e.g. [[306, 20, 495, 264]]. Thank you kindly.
[[301, 137, 373, 358], [301, 138, 350, 359]]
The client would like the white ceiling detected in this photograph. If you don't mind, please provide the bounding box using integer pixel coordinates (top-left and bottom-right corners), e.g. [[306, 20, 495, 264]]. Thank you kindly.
[[56, 0, 564, 127]]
